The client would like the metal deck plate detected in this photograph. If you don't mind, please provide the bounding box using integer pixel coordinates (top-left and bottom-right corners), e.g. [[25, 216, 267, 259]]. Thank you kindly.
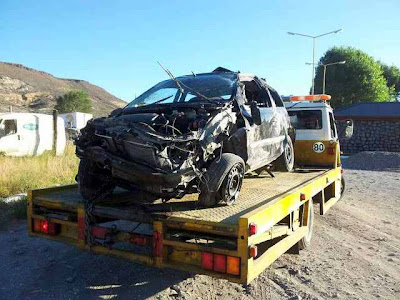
[[34, 171, 325, 225]]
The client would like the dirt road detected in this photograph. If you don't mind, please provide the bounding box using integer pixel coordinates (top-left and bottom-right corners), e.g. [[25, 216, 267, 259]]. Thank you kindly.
[[1, 168, 399, 300]]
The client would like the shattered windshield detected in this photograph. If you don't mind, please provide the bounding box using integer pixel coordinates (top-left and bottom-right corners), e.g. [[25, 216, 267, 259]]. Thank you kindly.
[[127, 73, 237, 108]]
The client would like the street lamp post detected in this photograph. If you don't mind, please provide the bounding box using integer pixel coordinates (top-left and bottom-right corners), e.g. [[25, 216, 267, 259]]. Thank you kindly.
[[306, 60, 346, 94], [288, 29, 342, 95]]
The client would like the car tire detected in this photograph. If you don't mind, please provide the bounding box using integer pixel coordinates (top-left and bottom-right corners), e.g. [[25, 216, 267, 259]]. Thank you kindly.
[[273, 136, 294, 172], [198, 153, 245, 207], [78, 159, 115, 200], [299, 199, 314, 250]]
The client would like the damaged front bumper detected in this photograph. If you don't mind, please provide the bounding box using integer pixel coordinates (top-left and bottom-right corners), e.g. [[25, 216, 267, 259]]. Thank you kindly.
[[79, 146, 198, 198]]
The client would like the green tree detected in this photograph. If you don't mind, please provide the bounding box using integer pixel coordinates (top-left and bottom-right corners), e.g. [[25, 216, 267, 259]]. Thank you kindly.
[[55, 90, 92, 113], [313, 46, 391, 108], [378, 61, 400, 101]]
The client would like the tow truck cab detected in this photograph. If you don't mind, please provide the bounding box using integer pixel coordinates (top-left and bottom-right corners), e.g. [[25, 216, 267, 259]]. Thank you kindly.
[[284, 95, 353, 168]]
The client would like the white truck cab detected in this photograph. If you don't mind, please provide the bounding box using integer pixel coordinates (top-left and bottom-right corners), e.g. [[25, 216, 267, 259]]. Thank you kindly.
[[0, 113, 66, 156], [284, 95, 353, 167]]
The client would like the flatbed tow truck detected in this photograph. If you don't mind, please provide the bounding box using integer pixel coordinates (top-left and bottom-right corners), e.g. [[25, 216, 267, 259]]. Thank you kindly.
[[27, 95, 349, 285]]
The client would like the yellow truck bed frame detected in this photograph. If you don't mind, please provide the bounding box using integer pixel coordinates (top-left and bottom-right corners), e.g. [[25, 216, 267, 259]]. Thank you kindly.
[[28, 165, 342, 284]]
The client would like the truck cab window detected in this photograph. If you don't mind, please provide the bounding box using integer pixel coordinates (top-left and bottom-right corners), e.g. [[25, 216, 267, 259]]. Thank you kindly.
[[0, 119, 17, 138], [288, 110, 322, 129], [329, 112, 337, 139]]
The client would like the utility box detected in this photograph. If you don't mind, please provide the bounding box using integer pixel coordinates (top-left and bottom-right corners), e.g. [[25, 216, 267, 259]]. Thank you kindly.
[[0, 113, 66, 156]]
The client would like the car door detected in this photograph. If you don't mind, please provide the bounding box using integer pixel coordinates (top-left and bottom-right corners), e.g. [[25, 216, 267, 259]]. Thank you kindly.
[[0, 118, 24, 156], [242, 78, 281, 171]]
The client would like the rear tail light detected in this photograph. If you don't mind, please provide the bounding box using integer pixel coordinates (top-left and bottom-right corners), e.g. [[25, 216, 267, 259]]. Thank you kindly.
[[226, 256, 240, 275], [300, 193, 306, 201], [201, 252, 241, 276], [213, 254, 226, 273], [33, 219, 59, 235], [201, 252, 214, 270], [328, 147, 335, 155], [341, 168, 344, 174], [249, 222, 257, 236]]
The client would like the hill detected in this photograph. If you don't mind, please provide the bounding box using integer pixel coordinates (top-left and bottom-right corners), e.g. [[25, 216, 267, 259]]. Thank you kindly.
[[0, 62, 126, 116]]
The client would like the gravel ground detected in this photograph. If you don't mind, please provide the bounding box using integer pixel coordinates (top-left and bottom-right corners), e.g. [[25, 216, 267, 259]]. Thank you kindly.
[[1, 153, 399, 299], [342, 151, 400, 172]]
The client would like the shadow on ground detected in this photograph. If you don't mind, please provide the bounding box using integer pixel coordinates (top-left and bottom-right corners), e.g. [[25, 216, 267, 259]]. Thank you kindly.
[[0, 222, 190, 299]]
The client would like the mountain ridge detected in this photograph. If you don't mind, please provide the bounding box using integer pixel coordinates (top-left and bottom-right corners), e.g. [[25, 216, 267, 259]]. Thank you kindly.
[[0, 61, 126, 116]]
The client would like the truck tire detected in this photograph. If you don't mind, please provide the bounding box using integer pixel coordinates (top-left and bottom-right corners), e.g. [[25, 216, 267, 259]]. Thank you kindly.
[[299, 199, 314, 250], [273, 136, 294, 172], [198, 153, 245, 207], [78, 159, 115, 200]]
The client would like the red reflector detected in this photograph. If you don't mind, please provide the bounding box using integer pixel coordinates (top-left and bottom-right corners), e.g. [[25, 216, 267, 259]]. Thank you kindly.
[[300, 193, 306, 201], [213, 254, 226, 273], [249, 223, 257, 236], [33, 219, 59, 235], [130, 234, 148, 246], [328, 147, 335, 155], [341, 169, 344, 174], [201, 252, 214, 270], [91, 227, 108, 239], [250, 245, 258, 258], [41, 220, 49, 233]]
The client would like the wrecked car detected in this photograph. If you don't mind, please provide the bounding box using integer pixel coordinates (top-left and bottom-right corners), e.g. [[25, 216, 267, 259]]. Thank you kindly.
[[75, 67, 294, 207]]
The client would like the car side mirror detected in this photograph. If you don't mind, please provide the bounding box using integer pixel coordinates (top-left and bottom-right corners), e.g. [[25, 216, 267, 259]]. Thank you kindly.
[[250, 101, 262, 125], [344, 119, 353, 139], [110, 108, 123, 117]]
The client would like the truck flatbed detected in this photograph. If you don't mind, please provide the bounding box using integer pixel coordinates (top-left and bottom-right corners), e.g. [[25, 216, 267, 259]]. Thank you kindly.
[[34, 170, 324, 224], [28, 166, 342, 284]]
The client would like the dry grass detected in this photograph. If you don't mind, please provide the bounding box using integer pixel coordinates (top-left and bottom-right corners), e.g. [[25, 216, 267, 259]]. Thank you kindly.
[[0, 143, 79, 227], [0, 142, 79, 198]]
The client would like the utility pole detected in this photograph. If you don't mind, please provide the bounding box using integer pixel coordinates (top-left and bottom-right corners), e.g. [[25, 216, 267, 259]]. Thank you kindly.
[[288, 29, 342, 94]]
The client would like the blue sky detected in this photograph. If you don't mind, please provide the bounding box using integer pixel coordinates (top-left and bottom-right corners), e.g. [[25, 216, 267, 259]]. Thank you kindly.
[[1, 0, 399, 102]]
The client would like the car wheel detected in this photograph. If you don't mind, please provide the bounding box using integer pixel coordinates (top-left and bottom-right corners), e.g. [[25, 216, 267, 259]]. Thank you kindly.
[[299, 199, 314, 250], [198, 153, 245, 207], [273, 136, 294, 172], [78, 159, 115, 200]]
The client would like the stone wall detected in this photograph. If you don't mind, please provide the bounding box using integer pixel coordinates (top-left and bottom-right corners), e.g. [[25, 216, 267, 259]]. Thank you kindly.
[[337, 119, 400, 154]]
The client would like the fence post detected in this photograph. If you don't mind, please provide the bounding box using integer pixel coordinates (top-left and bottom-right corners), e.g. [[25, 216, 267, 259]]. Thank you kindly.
[[53, 109, 58, 156]]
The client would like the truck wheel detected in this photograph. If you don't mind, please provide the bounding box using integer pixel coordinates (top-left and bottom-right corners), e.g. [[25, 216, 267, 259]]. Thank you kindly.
[[299, 199, 314, 250], [338, 175, 346, 200], [198, 153, 245, 207], [273, 137, 294, 172], [78, 159, 115, 200]]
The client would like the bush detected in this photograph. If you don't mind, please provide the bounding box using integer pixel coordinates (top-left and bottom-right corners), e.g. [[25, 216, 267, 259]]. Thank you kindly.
[[55, 90, 93, 113]]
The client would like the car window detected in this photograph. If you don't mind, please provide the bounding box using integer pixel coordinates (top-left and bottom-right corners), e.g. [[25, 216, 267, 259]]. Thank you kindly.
[[243, 80, 271, 107], [288, 110, 322, 129], [0, 119, 17, 138], [268, 88, 284, 107]]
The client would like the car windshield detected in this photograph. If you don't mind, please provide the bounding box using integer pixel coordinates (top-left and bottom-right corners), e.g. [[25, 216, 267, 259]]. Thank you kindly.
[[126, 73, 237, 108]]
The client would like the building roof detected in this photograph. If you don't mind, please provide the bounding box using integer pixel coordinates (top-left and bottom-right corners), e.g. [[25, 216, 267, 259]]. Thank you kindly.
[[334, 102, 400, 119]]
